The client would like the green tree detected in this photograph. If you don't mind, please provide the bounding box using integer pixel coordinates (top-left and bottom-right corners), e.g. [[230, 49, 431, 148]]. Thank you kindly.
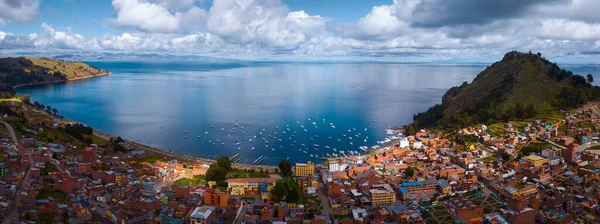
[[206, 164, 227, 182], [45, 105, 51, 112], [587, 74, 594, 83], [52, 108, 58, 115], [279, 160, 293, 177], [217, 156, 232, 172], [501, 152, 511, 161], [270, 180, 288, 201], [404, 166, 415, 178]]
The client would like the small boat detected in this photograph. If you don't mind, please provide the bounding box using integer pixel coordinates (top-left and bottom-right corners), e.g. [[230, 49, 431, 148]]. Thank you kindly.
[[304, 129, 308, 132], [221, 128, 225, 131], [301, 144, 306, 147], [331, 125, 335, 128], [310, 154, 314, 158], [251, 147, 255, 150], [314, 144, 319, 147], [325, 146, 330, 149], [337, 139, 341, 142], [315, 135, 319, 138]]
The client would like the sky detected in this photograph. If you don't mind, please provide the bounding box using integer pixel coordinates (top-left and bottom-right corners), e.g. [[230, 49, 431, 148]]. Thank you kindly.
[[0, 0, 600, 62]]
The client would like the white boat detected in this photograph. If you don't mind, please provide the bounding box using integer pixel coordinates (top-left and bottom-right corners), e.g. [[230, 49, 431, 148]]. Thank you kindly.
[[221, 128, 225, 131], [325, 146, 330, 149], [328, 137, 333, 140]]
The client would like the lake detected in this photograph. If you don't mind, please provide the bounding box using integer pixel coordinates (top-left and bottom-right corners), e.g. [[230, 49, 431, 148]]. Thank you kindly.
[[16, 61, 599, 165]]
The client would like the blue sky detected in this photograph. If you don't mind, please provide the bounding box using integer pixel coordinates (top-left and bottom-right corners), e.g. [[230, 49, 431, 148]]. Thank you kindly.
[[1, 0, 600, 62]]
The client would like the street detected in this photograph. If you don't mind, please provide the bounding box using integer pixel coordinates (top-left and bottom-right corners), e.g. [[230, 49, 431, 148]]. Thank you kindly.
[[1, 121, 34, 224]]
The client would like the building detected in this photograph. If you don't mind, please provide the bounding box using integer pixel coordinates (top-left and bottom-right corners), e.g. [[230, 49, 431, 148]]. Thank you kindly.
[[81, 148, 96, 163], [0, 162, 5, 176], [369, 184, 395, 207], [204, 188, 228, 207], [522, 155, 548, 167], [295, 161, 315, 177], [227, 177, 275, 196], [189, 206, 215, 224], [447, 197, 484, 220], [397, 180, 438, 200]]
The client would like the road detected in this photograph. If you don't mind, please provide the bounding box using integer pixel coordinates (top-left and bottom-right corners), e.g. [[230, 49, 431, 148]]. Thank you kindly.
[[1, 121, 33, 224], [317, 179, 333, 223]]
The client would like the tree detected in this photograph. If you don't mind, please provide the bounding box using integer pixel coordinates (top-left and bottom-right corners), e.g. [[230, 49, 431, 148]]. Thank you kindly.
[[33, 101, 40, 108], [270, 180, 288, 201], [279, 160, 293, 177], [206, 164, 227, 182], [217, 156, 232, 172], [52, 108, 58, 115], [501, 152, 511, 161], [45, 105, 51, 112], [404, 166, 415, 178], [587, 74, 594, 83]]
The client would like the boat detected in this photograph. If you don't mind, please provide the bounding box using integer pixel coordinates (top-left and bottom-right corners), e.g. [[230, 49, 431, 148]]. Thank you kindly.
[[301, 144, 306, 147], [304, 129, 308, 132], [251, 147, 255, 150], [325, 146, 330, 149], [337, 139, 341, 142], [310, 154, 314, 158], [331, 125, 335, 128], [328, 137, 333, 140], [315, 135, 319, 138], [313, 144, 319, 147]]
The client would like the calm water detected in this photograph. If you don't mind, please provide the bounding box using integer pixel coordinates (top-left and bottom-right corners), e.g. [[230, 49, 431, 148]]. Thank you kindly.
[[17, 61, 597, 165]]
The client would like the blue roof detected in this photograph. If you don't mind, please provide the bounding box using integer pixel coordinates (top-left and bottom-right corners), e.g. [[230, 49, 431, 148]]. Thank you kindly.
[[385, 204, 408, 214], [398, 186, 409, 194], [438, 179, 450, 188], [402, 181, 423, 187]]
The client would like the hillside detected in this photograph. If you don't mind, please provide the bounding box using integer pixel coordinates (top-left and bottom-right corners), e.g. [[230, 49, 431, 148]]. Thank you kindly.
[[410, 51, 600, 131], [0, 57, 108, 93]]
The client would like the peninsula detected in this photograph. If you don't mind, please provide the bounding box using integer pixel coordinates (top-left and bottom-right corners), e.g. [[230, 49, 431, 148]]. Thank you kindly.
[[0, 57, 109, 93]]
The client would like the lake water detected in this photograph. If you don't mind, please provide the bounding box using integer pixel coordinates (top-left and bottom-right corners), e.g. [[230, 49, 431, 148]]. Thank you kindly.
[[16, 61, 599, 165]]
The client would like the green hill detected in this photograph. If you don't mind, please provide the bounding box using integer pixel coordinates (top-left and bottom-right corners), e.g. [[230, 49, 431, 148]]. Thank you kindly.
[[0, 57, 108, 93], [410, 51, 599, 131]]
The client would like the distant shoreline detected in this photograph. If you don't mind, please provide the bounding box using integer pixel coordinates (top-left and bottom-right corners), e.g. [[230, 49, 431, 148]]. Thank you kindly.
[[13, 72, 111, 89]]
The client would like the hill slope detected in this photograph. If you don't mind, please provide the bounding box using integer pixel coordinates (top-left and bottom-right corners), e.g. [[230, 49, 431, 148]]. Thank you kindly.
[[411, 51, 599, 130], [0, 57, 108, 93]]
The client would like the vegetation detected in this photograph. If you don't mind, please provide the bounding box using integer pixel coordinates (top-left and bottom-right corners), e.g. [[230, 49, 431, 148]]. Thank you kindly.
[[270, 178, 304, 203], [217, 156, 232, 172], [521, 141, 553, 156], [37, 187, 67, 201], [0, 57, 108, 94], [174, 175, 205, 185], [279, 159, 293, 177], [64, 123, 93, 140], [410, 51, 600, 130], [129, 155, 166, 163], [226, 169, 269, 179], [206, 163, 228, 182]]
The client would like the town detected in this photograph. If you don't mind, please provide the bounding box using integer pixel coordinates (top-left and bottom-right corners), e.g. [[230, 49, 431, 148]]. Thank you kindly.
[[1, 98, 600, 224]]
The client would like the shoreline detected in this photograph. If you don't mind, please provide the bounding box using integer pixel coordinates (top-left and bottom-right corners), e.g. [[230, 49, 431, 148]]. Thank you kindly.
[[13, 72, 111, 89]]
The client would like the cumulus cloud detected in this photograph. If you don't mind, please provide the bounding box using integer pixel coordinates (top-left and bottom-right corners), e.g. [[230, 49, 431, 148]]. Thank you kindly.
[[2, 0, 600, 62], [538, 19, 600, 40], [0, 0, 40, 25], [111, 0, 207, 33], [207, 0, 328, 48]]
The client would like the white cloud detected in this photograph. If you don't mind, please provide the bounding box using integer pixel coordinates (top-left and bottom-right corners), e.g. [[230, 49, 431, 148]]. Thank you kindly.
[[538, 19, 600, 40], [112, 0, 182, 33], [33, 23, 87, 49], [0, 0, 39, 25], [207, 0, 328, 48]]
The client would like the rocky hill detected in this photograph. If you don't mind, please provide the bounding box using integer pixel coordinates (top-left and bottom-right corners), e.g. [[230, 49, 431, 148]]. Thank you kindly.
[[0, 57, 108, 93], [410, 51, 599, 130]]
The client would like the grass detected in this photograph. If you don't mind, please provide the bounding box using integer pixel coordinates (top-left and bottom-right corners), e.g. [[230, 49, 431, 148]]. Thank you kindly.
[[587, 146, 600, 150], [480, 155, 496, 163], [37, 187, 67, 201], [521, 141, 553, 155], [26, 57, 107, 79], [82, 134, 110, 146], [129, 155, 167, 163], [226, 169, 269, 179], [0, 97, 22, 103], [40, 162, 58, 175], [174, 175, 205, 186]]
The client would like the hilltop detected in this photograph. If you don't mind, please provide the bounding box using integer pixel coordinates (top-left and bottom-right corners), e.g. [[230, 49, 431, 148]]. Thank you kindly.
[[0, 57, 109, 94], [410, 51, 600, 131]]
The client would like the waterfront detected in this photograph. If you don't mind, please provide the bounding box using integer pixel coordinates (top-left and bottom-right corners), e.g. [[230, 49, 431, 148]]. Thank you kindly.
[[17, 61, 597, 165]]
